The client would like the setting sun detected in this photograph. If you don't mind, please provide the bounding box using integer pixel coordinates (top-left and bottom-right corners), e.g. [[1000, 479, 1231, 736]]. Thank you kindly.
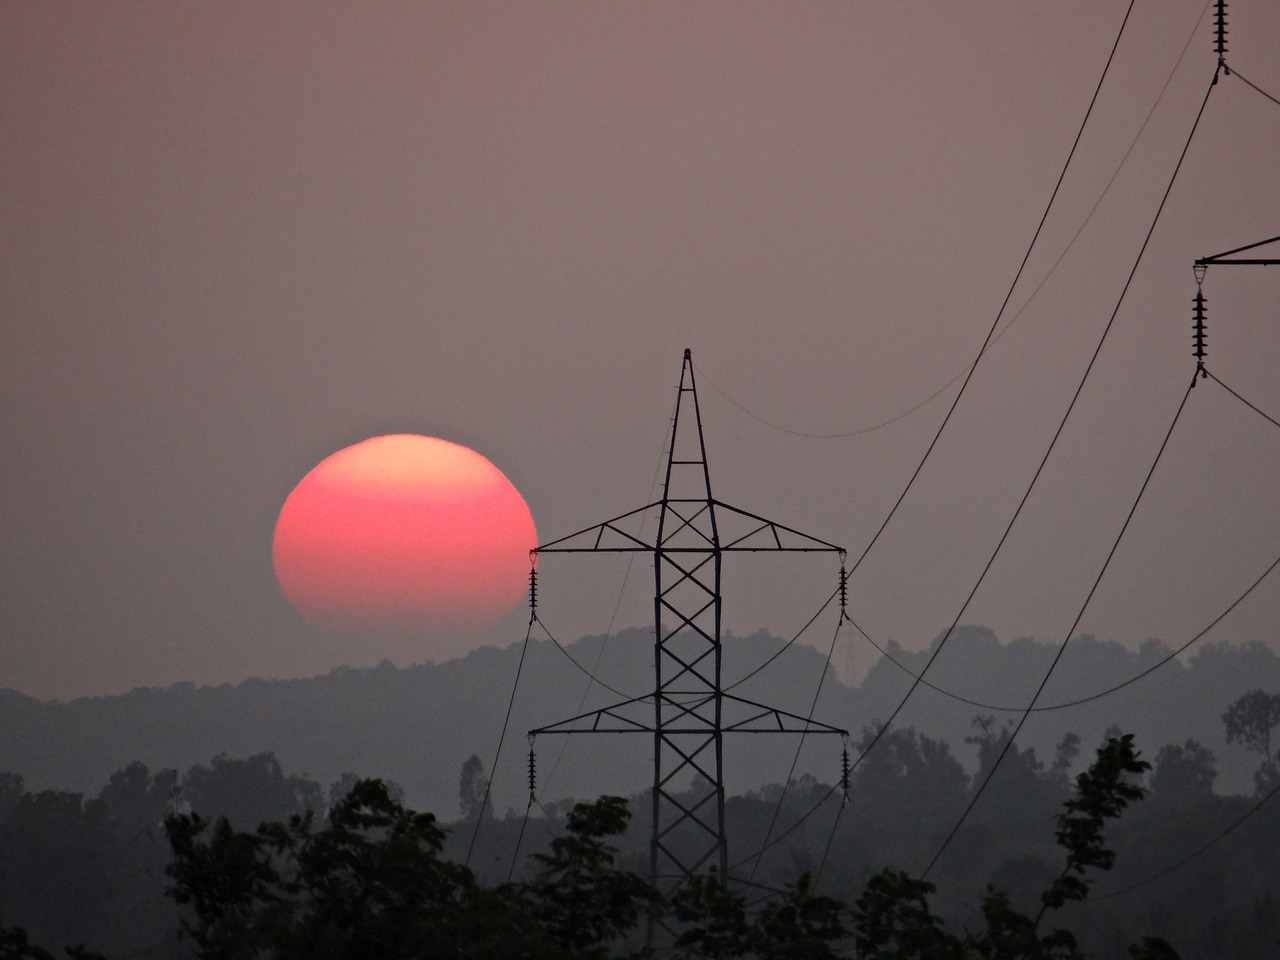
[[272, 435, 537, 634]]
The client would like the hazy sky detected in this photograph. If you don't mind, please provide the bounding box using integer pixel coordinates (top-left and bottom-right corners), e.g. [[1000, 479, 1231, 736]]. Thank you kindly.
[[3, 2, 1279, 700]]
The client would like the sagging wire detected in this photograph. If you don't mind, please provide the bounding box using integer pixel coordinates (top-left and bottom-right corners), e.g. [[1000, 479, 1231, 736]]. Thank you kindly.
[[507, 734, 539, 882], [729, 782, 843, 873], [845, 539, 1280, 714], [724, 585, 840, 693], [743, 562, 849, 883], [1231, 68, 1280, 107], [535, 404, 676, 802], [920, 370, 1201, 880], [813, 788, 848, 890], [849, 54, 1224, 797], [464, 557, 540, 868], [849, 0, 1140, 579], [1206, 370, 1280, 432], [533, 615, 640, 700], [698, 3, 1205, 451], [1090, 776, 1280, 903]]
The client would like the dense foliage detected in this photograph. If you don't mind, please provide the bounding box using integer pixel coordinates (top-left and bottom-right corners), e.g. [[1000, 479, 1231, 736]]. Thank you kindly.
[[0, 735, 1231, 960], [2, 691, 1279, 958]]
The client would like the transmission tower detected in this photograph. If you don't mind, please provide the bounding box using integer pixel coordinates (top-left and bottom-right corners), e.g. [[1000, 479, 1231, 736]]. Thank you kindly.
[[530, 349, 848, 899]]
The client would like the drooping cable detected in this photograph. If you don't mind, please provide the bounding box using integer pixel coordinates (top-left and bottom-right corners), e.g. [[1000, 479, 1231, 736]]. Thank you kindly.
[[696, 361, 961, 440], [807, 547, 1280, 888], [1232, 67, 1280, 107], [843, 0, 1136, 578], [852, 62, 1222, 786], [745, 611, 847, 882], [728, 782, 843, 872], [535, 395, 675, 798], [1206, 369, 1280, 431], [465, 566, 542, 868], [1089, 778, 1280, 902], [507, 737, 538, 882], [533, 616, 642, 700], [920, 371, 1199, 879], [723, 586, 839, 693], [696, 4, 1158, 448], [846, 544, 1280, 713], [812, 798, 848, 891]]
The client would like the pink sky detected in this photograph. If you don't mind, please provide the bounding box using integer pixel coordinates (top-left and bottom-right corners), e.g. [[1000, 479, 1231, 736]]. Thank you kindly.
[[3, 2, 1279, 699]]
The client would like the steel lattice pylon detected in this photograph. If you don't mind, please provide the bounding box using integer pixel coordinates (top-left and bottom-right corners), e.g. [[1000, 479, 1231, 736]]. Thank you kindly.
[[531, 349, 847, 899]]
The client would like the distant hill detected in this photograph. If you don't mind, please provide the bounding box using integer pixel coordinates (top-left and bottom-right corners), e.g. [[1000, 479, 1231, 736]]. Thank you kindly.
[[1, 627, 1276, 816]]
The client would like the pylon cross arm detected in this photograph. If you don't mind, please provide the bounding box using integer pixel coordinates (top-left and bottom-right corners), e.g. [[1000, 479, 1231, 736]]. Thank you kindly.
[[720, 694, 849, 735], [711, 501, 844, 552], [529, 696, 654, 735], [532, 499, 844, 554], [1196, 233, 1280, 266], [534, 502, 663, 553], [529, 693, 847, 738]]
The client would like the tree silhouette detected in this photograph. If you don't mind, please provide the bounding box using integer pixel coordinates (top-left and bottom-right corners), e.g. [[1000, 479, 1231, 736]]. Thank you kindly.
[[182, 752, 323, 829], [2, 734, 1190, 959], [1222, 690, 1280, 794], [1149, 740, 1217, 804], [458, 754, 492, 822]]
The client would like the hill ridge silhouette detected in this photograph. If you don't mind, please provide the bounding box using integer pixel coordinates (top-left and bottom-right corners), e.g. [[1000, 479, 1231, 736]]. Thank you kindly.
[[2, 627, 1275, 817]]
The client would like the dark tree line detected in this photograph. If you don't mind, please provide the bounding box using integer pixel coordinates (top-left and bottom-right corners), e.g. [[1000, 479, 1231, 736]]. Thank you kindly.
[[1, 689, 1278, 958], [2, 736, 1180, 960]]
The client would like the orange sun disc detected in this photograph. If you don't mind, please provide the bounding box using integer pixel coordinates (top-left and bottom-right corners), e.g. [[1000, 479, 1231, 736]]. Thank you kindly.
[[273, 435, 537, 632]]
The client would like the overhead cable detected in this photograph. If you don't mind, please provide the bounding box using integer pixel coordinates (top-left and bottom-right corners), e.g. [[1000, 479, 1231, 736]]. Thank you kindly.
[[746, 615, 847, 882], [921, 371, 1200, 879], [535, 414, 674, 797], [847, 544, 1280, 713], [728, 782, 842, 872], [696, 0, 1136, 455], [724, 587, 839, 693], [1207, 370, 1280, 431], [1089, 778, 1280, 902], [853, 58, 1223, 792], [1232, 67, 1280, 107], [533, 617, 639, 700], [697, 0, 1206, 446], [843, 0, 1136, 578], [465, 616, 536, 867]]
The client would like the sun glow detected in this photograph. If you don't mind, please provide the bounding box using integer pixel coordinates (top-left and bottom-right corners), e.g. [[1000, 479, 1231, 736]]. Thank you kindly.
[[273, 435, 537, 633]]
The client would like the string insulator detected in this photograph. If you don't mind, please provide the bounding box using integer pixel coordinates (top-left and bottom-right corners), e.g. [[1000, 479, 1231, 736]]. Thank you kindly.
[[1192, 289, 1208, 381], [840, 743, 851, 806], [1213, 0, 1223, 74], [527, 737, 537, 796], [528, 565, 538, 618], [838, 564, 849, 621]]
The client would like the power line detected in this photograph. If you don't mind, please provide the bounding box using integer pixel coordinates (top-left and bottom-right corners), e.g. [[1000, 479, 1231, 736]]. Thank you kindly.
[[723, 588, 839, 693], [921, 371, 1199, 879], [812, 799, 848, 890], [1232, 67, 1280, 107], [1089, 778, 1280, 902], [1207, 369, 1280, 431], [696, 360, 962, 440], [853, 57, 1222, 797], [695, 0, 1205, 447], [534, 411, 675, 798], [746, 615, 848, 882], [728, 782, 843, 872], [845, 543, 1280, 714], [532, 616, 642, 701], [843, 0, 1136, 582], [465, 614, 536, 867]]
